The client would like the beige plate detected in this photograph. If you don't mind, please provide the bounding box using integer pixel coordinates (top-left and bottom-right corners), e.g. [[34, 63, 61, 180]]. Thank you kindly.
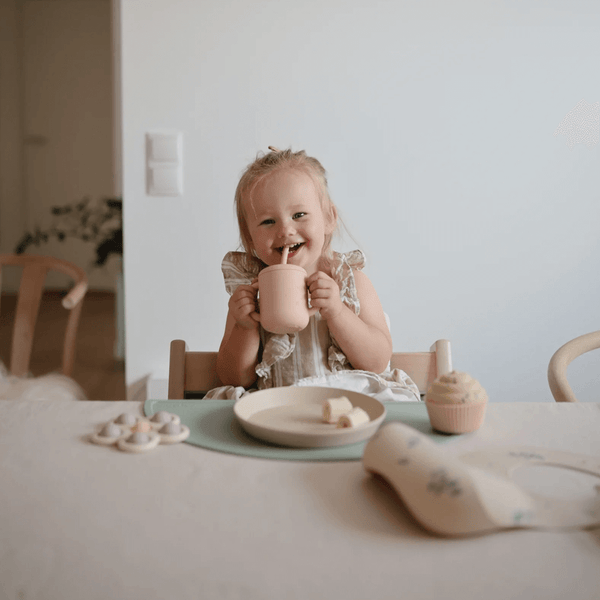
[[233, 387, 386, 448]]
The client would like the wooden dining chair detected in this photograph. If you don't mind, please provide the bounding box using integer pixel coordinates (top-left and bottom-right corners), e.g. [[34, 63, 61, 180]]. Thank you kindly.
[[0, 254, 88, 378], [168, 338, 452, 399], [548, 330, 600, 402]]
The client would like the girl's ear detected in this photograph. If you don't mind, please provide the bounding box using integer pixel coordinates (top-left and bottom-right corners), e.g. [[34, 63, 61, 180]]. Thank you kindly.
[[325, 205, 338, 234]]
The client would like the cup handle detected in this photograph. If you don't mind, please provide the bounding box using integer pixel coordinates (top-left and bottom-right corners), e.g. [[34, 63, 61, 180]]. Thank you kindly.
[[307, 284, 319, 317], [251, 279, 261, 322]]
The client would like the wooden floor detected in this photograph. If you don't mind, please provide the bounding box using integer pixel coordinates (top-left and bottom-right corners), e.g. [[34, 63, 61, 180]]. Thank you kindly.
[[0, 291, 126, 400]]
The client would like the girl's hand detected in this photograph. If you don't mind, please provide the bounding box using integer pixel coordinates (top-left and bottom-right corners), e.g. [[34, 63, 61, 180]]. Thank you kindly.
[[307, 271, 344, 321], [229, 281, 260, 329]]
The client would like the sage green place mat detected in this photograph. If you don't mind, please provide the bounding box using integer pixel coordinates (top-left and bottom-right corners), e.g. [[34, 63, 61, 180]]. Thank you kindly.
[[144, 399, 451, 462]]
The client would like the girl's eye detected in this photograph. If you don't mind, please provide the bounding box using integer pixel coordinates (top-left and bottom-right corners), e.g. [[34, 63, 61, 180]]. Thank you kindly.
[[260, 219, 275, 226], [293, 212, 306, 219]]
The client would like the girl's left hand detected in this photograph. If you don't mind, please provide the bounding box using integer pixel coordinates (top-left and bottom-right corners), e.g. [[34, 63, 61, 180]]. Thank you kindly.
[[306, 271, 344, 321]]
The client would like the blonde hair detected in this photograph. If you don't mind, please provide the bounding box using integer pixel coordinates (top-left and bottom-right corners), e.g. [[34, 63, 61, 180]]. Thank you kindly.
[[234, 148, 338, 267]]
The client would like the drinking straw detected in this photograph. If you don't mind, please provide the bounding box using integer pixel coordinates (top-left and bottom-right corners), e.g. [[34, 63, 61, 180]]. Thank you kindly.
[[281, 246, 289, 264]]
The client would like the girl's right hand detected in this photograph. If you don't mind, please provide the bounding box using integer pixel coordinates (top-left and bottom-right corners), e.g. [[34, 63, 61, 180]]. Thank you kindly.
[[229, 281, 260, 329]]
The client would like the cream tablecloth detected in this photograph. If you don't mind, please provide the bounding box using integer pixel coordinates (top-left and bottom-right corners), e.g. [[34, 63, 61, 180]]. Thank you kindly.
[[1, 400, 599, 600]]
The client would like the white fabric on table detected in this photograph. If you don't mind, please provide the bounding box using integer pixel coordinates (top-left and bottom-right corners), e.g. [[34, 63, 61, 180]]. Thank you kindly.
[[1, 400, 599, 600]]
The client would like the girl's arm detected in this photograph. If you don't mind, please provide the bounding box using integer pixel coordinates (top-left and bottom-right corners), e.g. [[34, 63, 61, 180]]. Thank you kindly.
[[307, 270, 392, 374], [216, 284, 261, 387]]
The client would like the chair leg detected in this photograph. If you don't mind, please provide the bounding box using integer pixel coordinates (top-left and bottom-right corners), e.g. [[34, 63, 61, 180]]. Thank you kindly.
[[10, 265, 46, 377], [168, 339, 187, 399], [62, 300, 84, 377], [548, 356, 576, 402]]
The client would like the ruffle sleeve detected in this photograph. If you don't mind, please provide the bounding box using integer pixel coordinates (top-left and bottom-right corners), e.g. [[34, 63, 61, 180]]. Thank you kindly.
[[325, 250, 366, 372], [330, 250, 365, 315], [221, 251, 263, 296]]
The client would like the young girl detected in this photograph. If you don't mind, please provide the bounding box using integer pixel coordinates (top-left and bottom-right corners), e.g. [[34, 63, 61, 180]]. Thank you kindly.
[[208, 147, 419, 402]]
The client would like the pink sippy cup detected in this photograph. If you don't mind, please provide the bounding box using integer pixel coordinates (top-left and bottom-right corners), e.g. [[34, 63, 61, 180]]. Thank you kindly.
[[257, 264, 318, 334]]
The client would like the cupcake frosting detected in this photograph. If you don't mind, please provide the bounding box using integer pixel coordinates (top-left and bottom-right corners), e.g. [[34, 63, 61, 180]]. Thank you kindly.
[[426, 371, 488, 405]]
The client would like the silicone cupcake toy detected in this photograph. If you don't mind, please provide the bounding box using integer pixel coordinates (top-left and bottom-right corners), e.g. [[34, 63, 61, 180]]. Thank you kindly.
[[425, 371, 488, 434]]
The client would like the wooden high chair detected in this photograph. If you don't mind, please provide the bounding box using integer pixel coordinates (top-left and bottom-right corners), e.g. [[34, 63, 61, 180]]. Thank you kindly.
[[0, 254, 88, 377], [168, 338, 452, 399], [548, 330, 600, 402]]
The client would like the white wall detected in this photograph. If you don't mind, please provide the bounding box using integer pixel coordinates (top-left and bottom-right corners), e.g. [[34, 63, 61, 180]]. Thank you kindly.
[[121, 0, 600, 402]]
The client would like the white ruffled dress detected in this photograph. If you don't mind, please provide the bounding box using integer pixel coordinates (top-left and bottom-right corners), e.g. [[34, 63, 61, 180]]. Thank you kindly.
[[204, 250, 420, 402]]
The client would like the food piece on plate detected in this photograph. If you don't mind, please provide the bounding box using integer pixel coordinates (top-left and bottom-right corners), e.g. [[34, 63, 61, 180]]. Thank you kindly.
[[322, 396, 353, 423], [336, 406, 370, 428]]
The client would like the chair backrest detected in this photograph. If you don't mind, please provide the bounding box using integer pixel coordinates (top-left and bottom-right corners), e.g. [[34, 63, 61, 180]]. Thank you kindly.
[[548, 330, 600, 402], [168, 338, 452, 399], [0, 254, 88, 377]]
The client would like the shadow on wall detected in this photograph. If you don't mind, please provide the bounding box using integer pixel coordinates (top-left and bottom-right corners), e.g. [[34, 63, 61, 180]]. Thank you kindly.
[[128, 374, 151, 402]]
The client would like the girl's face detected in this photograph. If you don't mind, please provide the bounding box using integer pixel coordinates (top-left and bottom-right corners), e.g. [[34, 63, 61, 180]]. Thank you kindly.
[[244, 169, 335, 276]]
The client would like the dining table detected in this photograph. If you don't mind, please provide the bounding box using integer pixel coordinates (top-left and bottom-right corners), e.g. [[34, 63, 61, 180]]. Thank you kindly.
[[1, 398, 599, 600]]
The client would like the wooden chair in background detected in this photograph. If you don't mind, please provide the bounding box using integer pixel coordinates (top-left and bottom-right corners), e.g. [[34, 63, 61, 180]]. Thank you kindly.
[[168, 338, 452, 399], [548, 330, 600, 402], [0, 254, 88, 377]]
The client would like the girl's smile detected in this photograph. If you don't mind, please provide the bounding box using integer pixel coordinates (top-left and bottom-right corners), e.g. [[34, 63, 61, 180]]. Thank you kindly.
[[245, 169, 335, 275], [276, 242, 304, 256]]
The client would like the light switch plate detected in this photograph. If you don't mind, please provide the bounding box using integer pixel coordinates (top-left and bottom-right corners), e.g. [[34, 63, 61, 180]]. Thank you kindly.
[[147, 133, 181, 162], [146, 132, 183, 196], [148, 165, 182, 196]]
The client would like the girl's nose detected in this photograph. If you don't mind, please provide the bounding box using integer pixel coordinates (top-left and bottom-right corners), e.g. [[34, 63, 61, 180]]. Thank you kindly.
[[278, 220, 296, 238]]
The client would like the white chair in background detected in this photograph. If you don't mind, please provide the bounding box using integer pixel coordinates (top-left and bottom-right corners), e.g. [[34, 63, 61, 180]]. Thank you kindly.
[[0, 253, 88, 378], [548, 331, 600, 402]]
